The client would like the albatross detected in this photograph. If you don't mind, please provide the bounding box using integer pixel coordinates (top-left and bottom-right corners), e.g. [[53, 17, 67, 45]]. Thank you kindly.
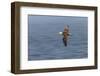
[[59, 26, 70, 46]]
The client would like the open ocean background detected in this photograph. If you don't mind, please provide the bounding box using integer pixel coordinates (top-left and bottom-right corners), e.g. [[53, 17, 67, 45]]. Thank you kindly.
[[28, 15, 88, 61]]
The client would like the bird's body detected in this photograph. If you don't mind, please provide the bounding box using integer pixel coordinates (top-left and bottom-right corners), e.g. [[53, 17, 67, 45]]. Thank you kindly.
[[63, 26, 69, 46], [59, 26, 70, 46]]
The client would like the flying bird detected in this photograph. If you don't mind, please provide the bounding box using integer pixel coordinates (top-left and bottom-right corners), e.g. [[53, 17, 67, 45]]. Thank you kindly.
[[59, 26, 71, 46]]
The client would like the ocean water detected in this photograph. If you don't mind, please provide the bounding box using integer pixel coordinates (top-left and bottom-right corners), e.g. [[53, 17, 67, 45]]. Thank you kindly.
[[28, 15, 88, 61]]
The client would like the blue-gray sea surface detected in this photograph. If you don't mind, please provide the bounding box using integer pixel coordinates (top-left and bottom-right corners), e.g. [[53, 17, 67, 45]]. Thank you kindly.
[[28, 15, 88, 61]]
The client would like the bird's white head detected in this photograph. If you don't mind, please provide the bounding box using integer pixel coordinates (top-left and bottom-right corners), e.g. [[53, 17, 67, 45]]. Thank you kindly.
[[59, 32, 63, 35]]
